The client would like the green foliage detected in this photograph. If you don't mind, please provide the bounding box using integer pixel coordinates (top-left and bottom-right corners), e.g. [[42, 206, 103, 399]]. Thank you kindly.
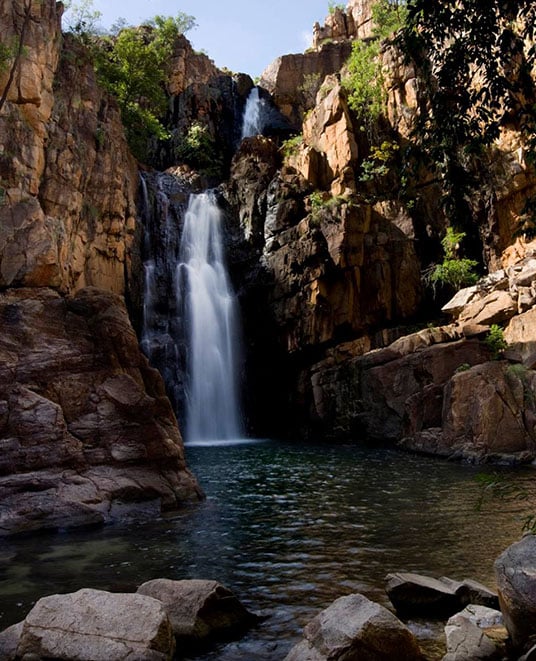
[[455, 363, 471, 373], [328, 2, 345, 14], [0, 41, 13, 73], [359, 141, 399, 182], [430, 258, 479, 291], [397, 1, 536, 232], [441, 227, 467, 259], [309, 191, 347, 221], [428, 228, 479, 292], [63, 0, 103, 38], [281, 134, 303, 159], [64, 1, 196, 161], [175, 121, 223, 177], [371, 0, 408, 41], [343, 40, 384, 123], [484, 324, 508, 360], [343, 1, 407, 126]]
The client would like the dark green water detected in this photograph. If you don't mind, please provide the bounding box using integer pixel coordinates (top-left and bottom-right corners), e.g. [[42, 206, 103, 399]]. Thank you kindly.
[[1, 440, 535, 659]]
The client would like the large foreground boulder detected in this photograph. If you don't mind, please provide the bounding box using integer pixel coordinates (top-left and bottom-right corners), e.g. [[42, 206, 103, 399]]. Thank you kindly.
[[137, 578, 258, 651], [284, 593, 425, 660], [10, 588, 175, 660], [495, 534, 536, 653]]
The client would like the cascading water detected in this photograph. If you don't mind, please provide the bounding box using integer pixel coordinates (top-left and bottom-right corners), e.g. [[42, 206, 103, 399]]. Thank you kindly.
[[177, 192, 244, 443], [241, 86, 266, 139], [140, 173, 244, 442]]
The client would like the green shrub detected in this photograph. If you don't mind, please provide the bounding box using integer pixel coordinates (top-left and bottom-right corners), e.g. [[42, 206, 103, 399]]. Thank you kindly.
[[65, 3, 196, 161], [175, 121, 223, 177], [281, 134, 303, 159], [430, 258, 479, 291], [342, 1, 407, 126], [484, 324, 508, 360], [343, 40, 384, 122], [455, 363, 471, 373], [359, 141, 399, 182], [428, 228, 479, 292]]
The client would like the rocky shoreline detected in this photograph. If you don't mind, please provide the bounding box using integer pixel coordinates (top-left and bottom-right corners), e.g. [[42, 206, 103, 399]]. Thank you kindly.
[[1, 535, 534, 660]]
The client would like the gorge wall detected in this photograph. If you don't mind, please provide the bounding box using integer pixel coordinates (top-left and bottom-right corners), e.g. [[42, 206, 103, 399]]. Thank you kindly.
[[223, 0, 536, 457], [0, 0, 203, 536], [2, 0, 536, 533]]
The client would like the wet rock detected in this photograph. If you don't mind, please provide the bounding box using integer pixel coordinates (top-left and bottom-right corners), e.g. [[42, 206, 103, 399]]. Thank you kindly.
[[137, 578, 258, 651], [495, 534, 536, 653], [14, 588, 174, 660], [284, 592, 425, 660], [443, 605, 507, 661], [386, 573, 463, 618]]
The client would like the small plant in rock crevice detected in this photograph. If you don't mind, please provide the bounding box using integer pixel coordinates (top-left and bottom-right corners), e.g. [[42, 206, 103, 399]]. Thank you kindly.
[[484, 324, 508, 360], [281, 134, 303, 159], [426, 227, 479, 295]]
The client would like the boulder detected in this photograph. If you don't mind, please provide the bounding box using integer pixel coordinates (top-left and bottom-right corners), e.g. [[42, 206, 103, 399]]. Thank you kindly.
[[505, 308, 536, 365], [137, 579, 258, 651], [457, 290, 518, 327], [443, 605, 508, 661], [0, 622, 23, 661], [495, 534, 536, 652], [284, 593, 424, 660], [13, 588, 175, 660], [385, 573, 463, 617]]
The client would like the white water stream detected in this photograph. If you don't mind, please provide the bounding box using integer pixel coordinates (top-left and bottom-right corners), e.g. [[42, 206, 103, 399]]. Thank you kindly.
[[241, 87, 266, 139], [177, 192, 244, 443]]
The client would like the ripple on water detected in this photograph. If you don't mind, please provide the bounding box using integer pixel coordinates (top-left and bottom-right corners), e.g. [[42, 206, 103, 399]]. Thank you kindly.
[[0, 441, 535, 660]]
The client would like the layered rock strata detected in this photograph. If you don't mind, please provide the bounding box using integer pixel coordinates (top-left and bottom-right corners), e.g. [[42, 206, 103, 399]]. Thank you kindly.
[[0, 287, 202, 535]]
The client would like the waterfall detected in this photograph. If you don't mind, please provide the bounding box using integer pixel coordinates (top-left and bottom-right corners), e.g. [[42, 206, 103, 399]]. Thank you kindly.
[[241, 87, 266, 139], [177, 192, 244, 443]]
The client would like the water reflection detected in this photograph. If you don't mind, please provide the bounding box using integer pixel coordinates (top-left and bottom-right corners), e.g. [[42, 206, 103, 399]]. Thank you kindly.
[[0, 441, 534, 659]]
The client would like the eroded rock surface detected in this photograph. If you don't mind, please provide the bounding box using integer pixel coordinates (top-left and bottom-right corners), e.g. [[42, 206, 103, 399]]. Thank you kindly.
[[495, 534, 536, 654], [0, 287, 202, 535], [284, 592, 425, 661], [13, 588, 175, 661]]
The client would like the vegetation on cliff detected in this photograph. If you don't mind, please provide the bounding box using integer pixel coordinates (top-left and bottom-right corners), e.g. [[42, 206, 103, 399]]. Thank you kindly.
[[398, 0, 536, 239], [64, 2, 196, 160]]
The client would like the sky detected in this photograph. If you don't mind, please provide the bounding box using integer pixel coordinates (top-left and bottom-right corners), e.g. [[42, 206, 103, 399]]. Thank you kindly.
[[63, 1, 334, 79]]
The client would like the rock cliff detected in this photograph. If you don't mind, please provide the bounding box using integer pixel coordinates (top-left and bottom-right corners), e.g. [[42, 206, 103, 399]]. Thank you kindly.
[[0, 0, 203, 535], [224, 0, 536, 457]]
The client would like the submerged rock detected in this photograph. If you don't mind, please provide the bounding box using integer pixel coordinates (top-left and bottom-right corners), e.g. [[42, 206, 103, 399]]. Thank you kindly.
[[385, 572, 498, 618], [284, 592, 425, 660]]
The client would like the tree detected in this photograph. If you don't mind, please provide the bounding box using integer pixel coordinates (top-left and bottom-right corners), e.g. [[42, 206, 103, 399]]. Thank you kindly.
[[397, 1, 536, 234], [64, 3, 196, 161]]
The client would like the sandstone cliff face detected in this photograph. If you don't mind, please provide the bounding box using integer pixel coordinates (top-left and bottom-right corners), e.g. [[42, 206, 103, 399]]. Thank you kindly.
[[225, 0, 536, 458], [0, 0, 203, 534], [0, 287, 202, 536], [0, 1, 138, 295]]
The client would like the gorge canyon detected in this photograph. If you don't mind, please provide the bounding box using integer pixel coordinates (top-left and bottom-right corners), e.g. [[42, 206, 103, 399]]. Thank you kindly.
[[1, 0, 536, 535]]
